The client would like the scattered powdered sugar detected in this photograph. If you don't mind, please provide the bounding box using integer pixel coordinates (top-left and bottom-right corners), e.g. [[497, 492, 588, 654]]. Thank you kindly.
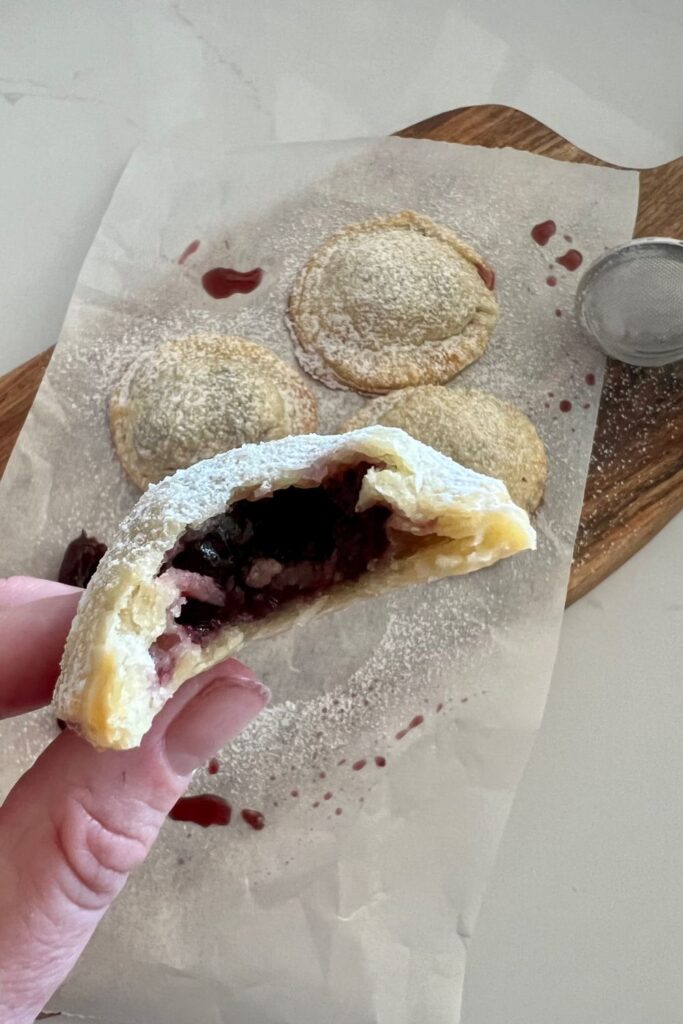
[[0, 135, 635, 791], [215, 584, 497, 807], [572, 359, 683, 569], [0, 136, 638, 1023]]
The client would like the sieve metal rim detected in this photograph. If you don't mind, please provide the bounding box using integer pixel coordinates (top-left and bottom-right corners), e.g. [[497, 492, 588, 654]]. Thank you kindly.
[[575, 237, 683, 365]]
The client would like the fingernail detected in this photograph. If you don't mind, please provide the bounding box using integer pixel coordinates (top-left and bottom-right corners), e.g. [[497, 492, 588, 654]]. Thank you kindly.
[[164, 673, 269, 777]]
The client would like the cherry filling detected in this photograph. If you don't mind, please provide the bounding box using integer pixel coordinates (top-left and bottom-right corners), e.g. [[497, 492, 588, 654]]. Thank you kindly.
[[58, 531, 107, 587], [158, 463, 391, 641]]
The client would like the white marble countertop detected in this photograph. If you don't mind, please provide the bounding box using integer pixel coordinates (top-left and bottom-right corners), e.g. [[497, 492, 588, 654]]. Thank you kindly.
[[2, 2, 682, 1021]]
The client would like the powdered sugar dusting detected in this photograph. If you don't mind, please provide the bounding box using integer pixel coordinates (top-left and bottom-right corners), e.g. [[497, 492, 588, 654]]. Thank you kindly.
[[110, 334, 317, 488], [0, 136, 640, 1023], [288, 211, 498, 393], [54, 423, 533, 746], [0, 135, 633, 760]]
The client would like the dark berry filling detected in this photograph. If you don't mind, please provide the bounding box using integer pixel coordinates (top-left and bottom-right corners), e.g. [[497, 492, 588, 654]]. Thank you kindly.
[[58, 531, 107, 587], [159, 462, 390, 637]]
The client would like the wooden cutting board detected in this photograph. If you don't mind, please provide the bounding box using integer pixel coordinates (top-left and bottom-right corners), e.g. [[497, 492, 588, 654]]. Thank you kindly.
[[1, 105, 682, 604]]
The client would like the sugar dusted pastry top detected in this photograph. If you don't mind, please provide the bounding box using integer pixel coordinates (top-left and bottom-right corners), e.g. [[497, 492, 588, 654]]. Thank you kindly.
[[288, 211, 499, 393], [54, 426, 535, 750], [110, 334, 317, 488], [344, 386, 548, 513]]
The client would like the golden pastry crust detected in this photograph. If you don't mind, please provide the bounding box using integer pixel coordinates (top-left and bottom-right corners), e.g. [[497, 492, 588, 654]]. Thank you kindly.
[[54, 427, 534, 750], [343, 386, 547, 513], [110, 335, 318, 489], [287, 211, 499, 394]]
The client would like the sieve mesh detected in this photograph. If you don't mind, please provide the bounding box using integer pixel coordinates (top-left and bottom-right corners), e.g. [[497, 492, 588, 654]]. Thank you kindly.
[[576, 239, 683, 366]]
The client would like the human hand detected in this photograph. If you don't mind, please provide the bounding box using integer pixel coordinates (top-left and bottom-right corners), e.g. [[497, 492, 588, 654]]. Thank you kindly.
[[0, 577, 268, 1024]]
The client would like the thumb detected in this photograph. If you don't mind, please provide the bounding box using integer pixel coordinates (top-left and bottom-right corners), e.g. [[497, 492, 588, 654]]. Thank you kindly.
[[0, 661, 268, 1024]]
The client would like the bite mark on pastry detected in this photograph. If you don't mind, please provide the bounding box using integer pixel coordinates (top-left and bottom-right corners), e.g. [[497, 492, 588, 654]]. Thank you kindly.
[[54, 427, 535, 750], [148, 462, 392, 683]]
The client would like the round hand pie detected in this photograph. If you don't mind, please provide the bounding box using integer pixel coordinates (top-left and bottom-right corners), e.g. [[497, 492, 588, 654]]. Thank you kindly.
[[110, 335, 318, 489], [343, 386, 547, 513], [54, 426, 535, 749], [287, 210, 499, 394]]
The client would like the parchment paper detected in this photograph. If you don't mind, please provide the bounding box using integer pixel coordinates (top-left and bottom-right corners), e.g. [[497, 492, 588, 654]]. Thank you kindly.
[[0, 137, 638, 1024]]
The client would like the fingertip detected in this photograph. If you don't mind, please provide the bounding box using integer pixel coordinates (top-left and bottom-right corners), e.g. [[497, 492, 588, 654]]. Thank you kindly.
[[163, 671, 269, 777], [0, 592, 83, 717], [0, 654, 266, 1019], [205, 658, 271, 704]]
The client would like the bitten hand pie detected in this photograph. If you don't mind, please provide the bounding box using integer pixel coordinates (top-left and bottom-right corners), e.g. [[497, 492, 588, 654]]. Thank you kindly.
[[287, 211, 498, 393], [54, 427, 535, 750]]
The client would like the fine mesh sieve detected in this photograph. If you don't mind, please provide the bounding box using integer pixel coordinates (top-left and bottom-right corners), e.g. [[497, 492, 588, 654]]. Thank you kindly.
[[575, 238, 683, 366]]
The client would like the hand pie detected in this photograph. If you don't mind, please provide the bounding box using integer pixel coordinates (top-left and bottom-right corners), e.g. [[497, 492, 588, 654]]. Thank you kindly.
[[343, 386, 548, 513], [54, 426, 535, 750], [110, 334, 317, 489], [287, 211, 498, 394]]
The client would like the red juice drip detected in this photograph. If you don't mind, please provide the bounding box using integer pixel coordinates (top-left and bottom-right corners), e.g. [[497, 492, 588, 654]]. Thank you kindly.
[[323, 791, 333, 801], [352, 759, 367, 771], [207, 757, 220, 775], [436, 702, 444, 713], [241, 808, 265, 831], [556, 249, 583, 271], [563, 234, 573, 243], [202, 266, 263, 299], [335, 807, 343, 816], [585, 372, 596, 385], [178, 239, 200, 265], [559, 399, 572, 412], [169, 794, 231, 827], [555, 308, 562, 317], [531, 220, 556, 246], [546, 275, 557, 287], [290, 789, 299, 797], [475, 264, 496, 290], [396, 714, 425, 740], [374, 756, 387, 767]]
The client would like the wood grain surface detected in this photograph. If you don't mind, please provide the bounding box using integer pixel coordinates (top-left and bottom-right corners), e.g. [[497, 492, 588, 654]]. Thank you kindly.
[[400, 105, 683, 603], [0, 346, 53, 478], [1, 105, 681, 604]]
